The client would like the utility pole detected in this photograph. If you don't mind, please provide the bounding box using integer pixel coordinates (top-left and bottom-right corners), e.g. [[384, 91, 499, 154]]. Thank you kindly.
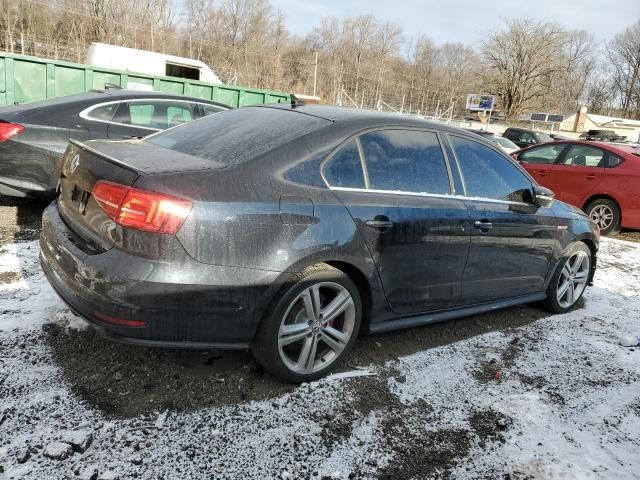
[[313, 51, 318, 97]]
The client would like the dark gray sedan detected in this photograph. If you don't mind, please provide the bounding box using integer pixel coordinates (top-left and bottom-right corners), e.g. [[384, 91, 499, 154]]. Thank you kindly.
[[0, 89, 227, 198], [39, 105, 599, 382]]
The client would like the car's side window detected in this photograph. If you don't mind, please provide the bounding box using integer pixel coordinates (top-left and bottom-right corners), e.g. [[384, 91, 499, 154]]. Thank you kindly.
[[85, 103, 118, 122], [519, 144, 565, 164], [606, 153, 624, 168], [201, 104, 226, 117], [167, 105, 192, 127], [112, 101, 197, 130], [322, 140, 366, 189], [450, 135, 533, 203], [129, 103, 157, 127], [561, 145, 605, 167], [358, 129, 450, 194]]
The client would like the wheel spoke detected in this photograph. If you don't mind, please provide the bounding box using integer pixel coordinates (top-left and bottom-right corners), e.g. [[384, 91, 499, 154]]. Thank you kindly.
[[295, 335, 318, 372], [571, 253, 584, 274], [301, 289, 317, 322], [574, 270, 588, 281], [279, 322, 312, 347], [562, 263, 572, 279], [320, 326, 348, 353], [310, 285, 322, 320], [321, 291, 352, 323], [566, 281, 574, 304], [557, 279, 571, 299]]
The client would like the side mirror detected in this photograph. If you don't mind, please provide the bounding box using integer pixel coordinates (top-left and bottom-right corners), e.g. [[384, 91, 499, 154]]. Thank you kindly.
[[533, 186, 554, 207]]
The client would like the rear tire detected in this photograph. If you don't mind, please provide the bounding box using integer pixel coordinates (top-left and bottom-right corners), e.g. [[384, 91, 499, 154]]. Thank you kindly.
[[585, 198, 620, 235], [251, 264, 362, 383], [540, 242, 592, 313]]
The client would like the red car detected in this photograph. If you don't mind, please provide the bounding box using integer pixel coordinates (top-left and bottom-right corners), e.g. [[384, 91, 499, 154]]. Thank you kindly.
[[512, 140, 640, 235]]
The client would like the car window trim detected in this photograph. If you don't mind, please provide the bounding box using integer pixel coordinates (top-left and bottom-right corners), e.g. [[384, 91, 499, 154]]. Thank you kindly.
[[320, 126, 456, 195], [79, 98, 228, 131], [354, 137, 371, 189], [446, 132, 536, 204], [328, 186, 531, 206]]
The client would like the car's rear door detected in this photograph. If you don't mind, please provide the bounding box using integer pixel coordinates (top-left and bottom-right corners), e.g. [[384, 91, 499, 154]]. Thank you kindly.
[[447, 134, 557, 304], [552, 144, 607, 207], [323, 128, 471, 314]]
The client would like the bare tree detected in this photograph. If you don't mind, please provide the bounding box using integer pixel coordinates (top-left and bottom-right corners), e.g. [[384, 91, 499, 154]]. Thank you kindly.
[[607, 19, 640, 118], [481, 19, 566, 120]]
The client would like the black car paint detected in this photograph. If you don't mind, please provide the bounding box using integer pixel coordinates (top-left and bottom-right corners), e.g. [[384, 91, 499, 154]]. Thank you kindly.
[[0, 90, 228, 197], [39, 105, 599, 349], [503, 127, 552, 149]]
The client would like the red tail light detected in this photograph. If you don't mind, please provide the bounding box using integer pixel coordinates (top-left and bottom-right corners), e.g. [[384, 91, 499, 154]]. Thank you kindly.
[[92, 181, 192, 234], [0, 122, 25, 142]]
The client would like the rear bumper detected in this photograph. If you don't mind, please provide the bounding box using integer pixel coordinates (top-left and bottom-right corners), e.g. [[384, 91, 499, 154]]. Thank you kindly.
[[39, 202, 281, 347]]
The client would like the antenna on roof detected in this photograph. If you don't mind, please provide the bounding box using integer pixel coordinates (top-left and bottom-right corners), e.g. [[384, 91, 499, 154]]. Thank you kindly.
[[291, 93, 321, 108], [104, 83, 122, 90]]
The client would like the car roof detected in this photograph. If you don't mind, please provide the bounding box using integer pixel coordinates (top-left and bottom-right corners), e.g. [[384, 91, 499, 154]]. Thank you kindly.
[[258, 104, 477, 136], [519, 139, 640, 157], [2, 89, 229, 110], [506, 127, 549, 135]]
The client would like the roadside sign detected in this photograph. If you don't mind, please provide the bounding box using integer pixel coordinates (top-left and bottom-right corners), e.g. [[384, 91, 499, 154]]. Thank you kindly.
[[466, 94, 495, 111]]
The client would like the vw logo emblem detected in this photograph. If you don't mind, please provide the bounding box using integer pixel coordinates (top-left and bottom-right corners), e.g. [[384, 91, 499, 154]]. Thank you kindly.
[[69, 154, 80, 174]]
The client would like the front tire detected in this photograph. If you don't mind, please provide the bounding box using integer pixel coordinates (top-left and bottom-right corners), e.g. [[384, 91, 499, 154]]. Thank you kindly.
[[251, 264, 362, 383], [540, 242, 592, 313], [585, 198, 620, 235]]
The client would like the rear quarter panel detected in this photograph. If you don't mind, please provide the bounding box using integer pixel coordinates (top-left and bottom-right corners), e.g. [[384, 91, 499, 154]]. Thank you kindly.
[[597, 156, 640, 229]]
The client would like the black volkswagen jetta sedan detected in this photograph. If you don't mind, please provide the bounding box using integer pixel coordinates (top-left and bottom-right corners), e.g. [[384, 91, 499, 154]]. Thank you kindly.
[[40, 105, 599, 382]]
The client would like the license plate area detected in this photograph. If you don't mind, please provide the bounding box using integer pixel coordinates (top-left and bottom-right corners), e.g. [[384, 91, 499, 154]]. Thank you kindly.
[[70, 184, 91, 215]]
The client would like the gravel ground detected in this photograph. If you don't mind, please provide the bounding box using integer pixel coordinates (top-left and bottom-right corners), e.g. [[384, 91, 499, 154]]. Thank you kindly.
[[1, 201, 639, 479], [613, 230, 640, 244]]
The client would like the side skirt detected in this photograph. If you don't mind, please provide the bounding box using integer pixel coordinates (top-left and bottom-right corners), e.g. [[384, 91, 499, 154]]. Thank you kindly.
[[369, 292, 547, 334]]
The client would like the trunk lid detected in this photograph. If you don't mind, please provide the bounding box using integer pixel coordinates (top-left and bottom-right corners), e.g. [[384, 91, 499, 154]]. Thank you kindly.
[[58, 139, 219, 251]]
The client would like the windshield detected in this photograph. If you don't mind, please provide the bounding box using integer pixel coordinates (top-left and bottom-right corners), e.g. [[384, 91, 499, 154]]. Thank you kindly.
[[146, 106, 330, 166], [535, 132, 552, 142], [497, 137, 518, 149]]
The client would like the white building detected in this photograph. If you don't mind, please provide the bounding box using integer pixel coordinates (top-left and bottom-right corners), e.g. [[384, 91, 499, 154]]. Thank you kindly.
[[560, 107, 640, 142]]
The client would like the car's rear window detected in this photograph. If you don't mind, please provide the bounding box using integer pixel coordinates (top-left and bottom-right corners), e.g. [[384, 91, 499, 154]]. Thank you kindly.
[[145, 107, 330, 165]]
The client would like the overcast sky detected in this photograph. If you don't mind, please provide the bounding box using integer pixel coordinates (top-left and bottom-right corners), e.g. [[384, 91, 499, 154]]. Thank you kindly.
[[269, 0, 640, 48]]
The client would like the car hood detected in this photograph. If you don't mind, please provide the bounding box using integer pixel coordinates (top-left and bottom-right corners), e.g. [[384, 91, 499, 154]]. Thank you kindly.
[[552, 199, 589, 219]]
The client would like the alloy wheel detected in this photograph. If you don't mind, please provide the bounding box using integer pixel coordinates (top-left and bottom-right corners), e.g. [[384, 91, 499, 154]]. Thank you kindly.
[[277, 282, 356, 374], [589, 205, 614, 231], [556, 251, 590, 309]]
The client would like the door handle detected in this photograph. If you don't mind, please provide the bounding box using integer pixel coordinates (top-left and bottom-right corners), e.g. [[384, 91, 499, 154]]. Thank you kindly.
[[365, 218, 394, 230], [474, 220, 493, 231], [585, 174, 597, 180], [533, 170, 547, 177]]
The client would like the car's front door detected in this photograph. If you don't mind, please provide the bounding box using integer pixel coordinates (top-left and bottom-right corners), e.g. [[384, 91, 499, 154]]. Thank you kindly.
[[323, 129, 471, 314], [516, 142, 568, 193], [552, 144, 607, 207], [448, 134, 557, 304]]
